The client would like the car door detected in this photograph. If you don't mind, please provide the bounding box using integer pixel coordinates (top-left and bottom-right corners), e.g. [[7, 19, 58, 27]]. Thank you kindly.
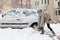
[[21, 10, 31, 23]]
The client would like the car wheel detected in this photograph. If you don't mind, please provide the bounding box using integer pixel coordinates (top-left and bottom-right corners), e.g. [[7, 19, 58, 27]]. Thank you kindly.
[[31, 23, 38, 30]]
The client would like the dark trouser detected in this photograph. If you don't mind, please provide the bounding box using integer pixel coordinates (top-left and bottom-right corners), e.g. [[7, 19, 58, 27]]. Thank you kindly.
[[38, 23, 55, 35], [47, 23, 55, 36]]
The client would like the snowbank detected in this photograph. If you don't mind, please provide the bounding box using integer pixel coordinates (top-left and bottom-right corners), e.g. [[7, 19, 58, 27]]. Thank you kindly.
[[0, 23, 60, 40], [0, 28, 53, 40]]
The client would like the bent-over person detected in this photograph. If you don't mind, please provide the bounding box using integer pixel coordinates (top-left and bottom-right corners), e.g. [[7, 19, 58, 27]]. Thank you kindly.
[[37, 9, 55, 36]]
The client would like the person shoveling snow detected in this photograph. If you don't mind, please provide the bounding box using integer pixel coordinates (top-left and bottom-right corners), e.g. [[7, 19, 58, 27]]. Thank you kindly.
[[36, 9, 59, 40]]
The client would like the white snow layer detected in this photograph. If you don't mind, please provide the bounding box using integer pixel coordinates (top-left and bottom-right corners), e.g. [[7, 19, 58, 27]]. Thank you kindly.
[[45, 23, 60, 37], [0, 27, 53, 40]]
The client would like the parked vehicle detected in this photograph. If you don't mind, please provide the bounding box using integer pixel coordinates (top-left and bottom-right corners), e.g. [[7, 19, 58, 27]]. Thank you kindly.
[[0, 8, 38, 29]]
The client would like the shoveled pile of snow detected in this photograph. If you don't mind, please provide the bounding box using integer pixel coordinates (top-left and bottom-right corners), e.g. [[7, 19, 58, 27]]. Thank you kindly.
[[0, 27, 53, 40]]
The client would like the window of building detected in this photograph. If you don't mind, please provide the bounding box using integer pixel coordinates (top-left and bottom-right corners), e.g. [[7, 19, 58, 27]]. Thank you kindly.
[[41, 0, 49, 5], [58, 2, 60, 6], [35, 0, 39, 6], [18, 0, 22, 4], [55, 0, 57, 1], [55, 10, 57, 15], [22, 0, 26, 5], [58, 10, 60, 15], [42, 0, 43, 4], [55, 10, 60, 15], [45, 0, 46, 4], [47, 0, 49, 4]]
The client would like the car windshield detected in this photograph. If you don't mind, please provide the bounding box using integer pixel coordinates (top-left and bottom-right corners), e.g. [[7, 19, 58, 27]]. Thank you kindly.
[[30, 11, 36, 14], [23, 10, 30, 16], [23, 10, 36, 16], [15, 10, 20, 17]]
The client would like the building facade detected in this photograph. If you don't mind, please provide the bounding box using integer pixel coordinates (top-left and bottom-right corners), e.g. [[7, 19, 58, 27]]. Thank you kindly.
[[31, 0, 55, 23], [11, 0, 31, 8], [54, 0, 60, 22], [31, 0, 60, 23], [0, 0, 31, 12]]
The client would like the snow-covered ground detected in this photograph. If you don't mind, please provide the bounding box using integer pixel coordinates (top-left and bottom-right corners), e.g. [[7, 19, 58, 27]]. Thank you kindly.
[[0, 23, 60, 40], [45, 23, 60, 40], [0, 28, 53, 40]]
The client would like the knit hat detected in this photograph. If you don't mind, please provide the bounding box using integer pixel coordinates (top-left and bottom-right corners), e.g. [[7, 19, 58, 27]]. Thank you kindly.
[[37, 9, 42, 13]]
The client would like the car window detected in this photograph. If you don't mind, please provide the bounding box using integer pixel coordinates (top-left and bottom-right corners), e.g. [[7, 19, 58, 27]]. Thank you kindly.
[[15, 11, 20, 17], [23, 10, 30, 16], [2, 12, 12, 17], [2, 10, 20, 17], [30, 11, 36, 14]]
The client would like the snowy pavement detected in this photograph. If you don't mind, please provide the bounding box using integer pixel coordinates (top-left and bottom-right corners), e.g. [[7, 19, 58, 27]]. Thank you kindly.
[[0, 23, 60, 40], [45, 23, 60, 40], [0, 28, 53, 40]]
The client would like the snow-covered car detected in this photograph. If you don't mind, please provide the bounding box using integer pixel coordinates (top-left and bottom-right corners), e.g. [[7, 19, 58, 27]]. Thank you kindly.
[[0, 9, 38, 29]]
